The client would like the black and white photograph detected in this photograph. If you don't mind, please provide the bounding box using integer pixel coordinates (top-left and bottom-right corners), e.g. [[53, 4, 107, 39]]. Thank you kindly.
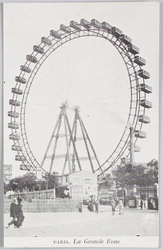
[[3, 2, 159, 248]]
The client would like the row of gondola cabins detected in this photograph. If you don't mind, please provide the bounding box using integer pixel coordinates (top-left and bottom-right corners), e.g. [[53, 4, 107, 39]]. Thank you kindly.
[[8, 19, 152, 166]]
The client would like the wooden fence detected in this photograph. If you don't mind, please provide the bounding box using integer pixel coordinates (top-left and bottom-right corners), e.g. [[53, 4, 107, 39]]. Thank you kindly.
[[8, 189, 55, 201], [4, 197, 82, 213]]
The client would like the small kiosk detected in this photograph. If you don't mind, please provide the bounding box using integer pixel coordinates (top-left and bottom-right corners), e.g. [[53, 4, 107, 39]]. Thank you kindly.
[[59, 170, 98, 199]]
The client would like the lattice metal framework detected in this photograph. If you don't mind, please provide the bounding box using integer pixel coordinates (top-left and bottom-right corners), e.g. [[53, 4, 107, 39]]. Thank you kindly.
[[8, 19, 152, 176], [41, 106, 102, 175]]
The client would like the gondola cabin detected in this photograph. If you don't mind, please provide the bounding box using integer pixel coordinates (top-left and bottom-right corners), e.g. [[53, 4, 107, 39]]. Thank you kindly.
[[139, 115, 151, 124], [41, 37, 52, 46], [26, 55, 37, 63], [9, 99, 20, 106], [70, 21, 82, 31], [80, 19, 91, 29], [139, 84, 152, 94], [8, 111, 19, 118], [50, 30, 62, 39], [15, 76, 26, 84], [112, 27, 123, 37], [129, 145, 140, 152], [138, 69, 150, 79], [20, 164, 31, 170], [60, 24, 71, 33], [33, 45, 44, 54], [128, 44, 140, 54], [20, 65, 31, 73], [91, 19, 102, 29], [15, 155, 26, 161], [120, 35, 132, 45], [12, 88, 23, 95], [140, 99, 152, 108], [9, 134, 20, 140], [11, 145, 22, 151], [8, 122, 19, 129], [134, 56, 146, 66], [134, 145, 140, 152], [135, 130, 146, 139], [101, 22, 112, 32]]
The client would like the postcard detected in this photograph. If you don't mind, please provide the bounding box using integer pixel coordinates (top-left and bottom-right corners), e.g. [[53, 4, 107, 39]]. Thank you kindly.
[[3, 2, 159, 248]]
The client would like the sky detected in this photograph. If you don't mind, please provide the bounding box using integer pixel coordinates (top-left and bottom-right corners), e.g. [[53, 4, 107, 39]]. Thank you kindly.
[[3, 2, 159, 178]]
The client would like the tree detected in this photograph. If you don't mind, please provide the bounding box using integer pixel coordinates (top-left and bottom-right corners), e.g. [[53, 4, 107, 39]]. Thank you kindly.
[[98, 173, 115, 189], [22, 173, 37, 191], [42, 171, 59, 189], [8, 177, 23, 192], [7, 171, 60, 193], [112, 165, 130, 189], [146, 159, 158, 184], [8, 173, 37, 192], [111, 159, 158, 190]]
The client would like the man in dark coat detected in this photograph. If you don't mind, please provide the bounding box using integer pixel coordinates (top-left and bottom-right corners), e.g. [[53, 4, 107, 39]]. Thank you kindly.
[[95, 199, 99, 214], [111, 199, 116, 215], [7, 198, 17, 227], [15, 196, 25, 228], [140, 199, 143, 209]]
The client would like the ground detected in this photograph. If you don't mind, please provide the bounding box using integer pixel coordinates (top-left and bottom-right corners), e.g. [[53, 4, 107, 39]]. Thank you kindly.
[[4, 205, 159, 237]]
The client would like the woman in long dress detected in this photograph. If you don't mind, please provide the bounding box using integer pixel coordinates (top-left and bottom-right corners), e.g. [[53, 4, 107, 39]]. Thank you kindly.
[[118, 199, 124, 215]]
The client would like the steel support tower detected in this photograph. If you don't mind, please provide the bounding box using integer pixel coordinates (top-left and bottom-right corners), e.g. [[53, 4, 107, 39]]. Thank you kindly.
[[41, 105, 101, 176]]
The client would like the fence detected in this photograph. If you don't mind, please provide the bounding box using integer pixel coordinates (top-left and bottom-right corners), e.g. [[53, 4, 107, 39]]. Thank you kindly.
[[8, 189, 55, 201], [4, 197, 82, 213]]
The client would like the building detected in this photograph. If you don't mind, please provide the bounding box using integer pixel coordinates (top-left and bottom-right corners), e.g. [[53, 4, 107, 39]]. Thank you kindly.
[[60, 170, 98, 199], [4, 164, 12, 184]]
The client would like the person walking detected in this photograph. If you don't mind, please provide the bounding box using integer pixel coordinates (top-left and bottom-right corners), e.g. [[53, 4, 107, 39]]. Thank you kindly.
[[87, 200, 91, 211], [7, 198, 18, 228], [88, 199, 94, 212], [118, 199, 124, 215], [94, 198, 99, 214], [111, 199, 116, 215], [16, 196, 25, 228], [144, 199, 148, 209]]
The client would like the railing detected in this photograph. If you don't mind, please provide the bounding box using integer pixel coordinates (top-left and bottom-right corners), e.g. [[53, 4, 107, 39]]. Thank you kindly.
[[4, 196, 82, 213], [8, 189, 56, 201]]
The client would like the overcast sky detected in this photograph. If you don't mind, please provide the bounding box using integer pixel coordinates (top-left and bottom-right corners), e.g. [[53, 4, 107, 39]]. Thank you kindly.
[[3, 2, 159, 177]]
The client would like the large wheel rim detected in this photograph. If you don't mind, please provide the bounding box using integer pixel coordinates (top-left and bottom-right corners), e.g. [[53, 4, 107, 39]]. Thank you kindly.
[[9, 20, 150, 176]]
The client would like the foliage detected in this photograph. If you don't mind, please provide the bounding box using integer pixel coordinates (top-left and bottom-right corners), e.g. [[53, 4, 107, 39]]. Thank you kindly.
[[42, 171, 59, 189], [146, 159, 158, 183], [6, 171, 60, 193], [8, 173, 37, 192], [98, 173, 115, 189], [111, 159, 158, 189]]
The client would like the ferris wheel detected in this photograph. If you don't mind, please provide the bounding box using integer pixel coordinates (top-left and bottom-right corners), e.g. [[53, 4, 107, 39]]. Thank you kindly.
[[8, 19, 152, 177]]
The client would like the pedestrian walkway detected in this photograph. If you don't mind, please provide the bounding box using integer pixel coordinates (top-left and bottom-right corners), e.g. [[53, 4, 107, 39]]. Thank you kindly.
[[4, 205, 159, 237]]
